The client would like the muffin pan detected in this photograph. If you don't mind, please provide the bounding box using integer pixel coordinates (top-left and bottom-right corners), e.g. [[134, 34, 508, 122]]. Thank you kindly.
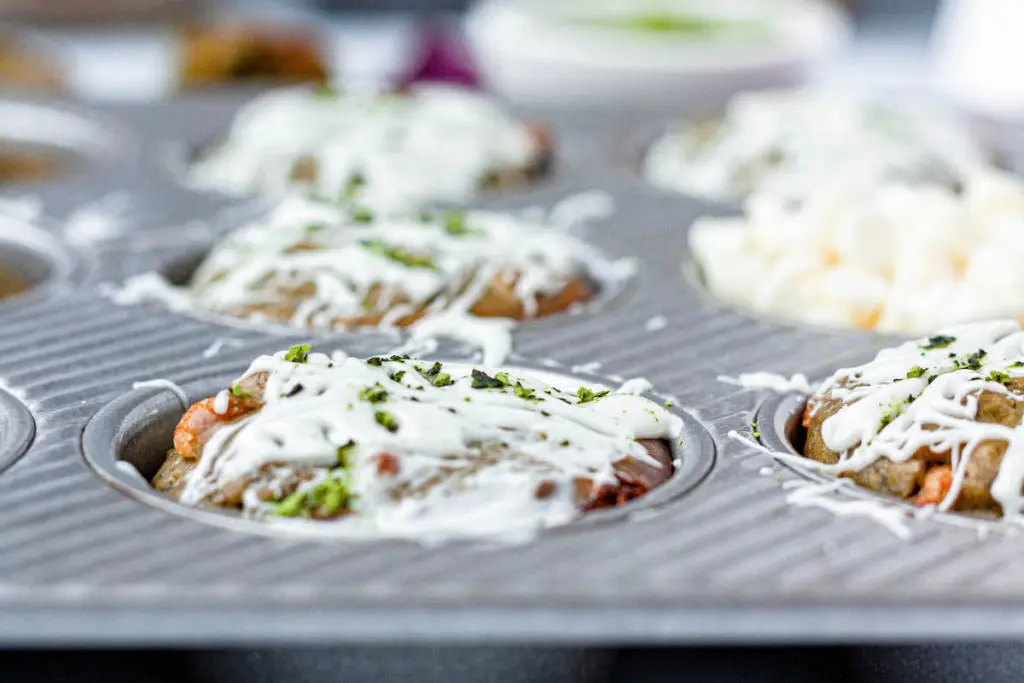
[[2, 93, 1024, 683]]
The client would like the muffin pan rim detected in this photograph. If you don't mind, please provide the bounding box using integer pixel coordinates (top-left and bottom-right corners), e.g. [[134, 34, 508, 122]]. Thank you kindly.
[[0, 386, 35, 475]]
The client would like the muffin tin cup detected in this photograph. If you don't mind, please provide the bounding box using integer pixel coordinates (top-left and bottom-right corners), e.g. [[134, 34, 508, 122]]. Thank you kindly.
[[0, 98, 141, 218], [0, 213, 89, 304], [2, 93, 1024, 654], [82, 364, 714, 541], [0, 386, 35, 475]]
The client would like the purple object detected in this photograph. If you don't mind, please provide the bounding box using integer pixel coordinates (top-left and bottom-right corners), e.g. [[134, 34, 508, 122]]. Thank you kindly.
[[399, 21, 481, 88]]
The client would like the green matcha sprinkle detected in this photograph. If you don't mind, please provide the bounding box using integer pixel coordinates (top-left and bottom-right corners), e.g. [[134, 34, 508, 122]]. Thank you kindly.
[[284, 344, 311, 363]]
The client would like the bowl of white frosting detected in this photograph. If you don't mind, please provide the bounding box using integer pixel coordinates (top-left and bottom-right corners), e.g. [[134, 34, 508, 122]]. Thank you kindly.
[[464, 0, 851, 108]]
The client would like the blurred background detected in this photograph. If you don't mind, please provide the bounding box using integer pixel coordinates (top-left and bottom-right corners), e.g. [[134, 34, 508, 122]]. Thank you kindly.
[[0, 0, 1003, 115]]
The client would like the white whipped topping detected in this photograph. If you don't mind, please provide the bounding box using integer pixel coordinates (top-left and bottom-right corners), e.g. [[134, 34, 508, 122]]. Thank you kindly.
[[180, 350, 682, 542], [647, 88, 987, 201], [811, 320, 1024, 517], [691, 168, 1024, 333], [189, 85, 541, 211]]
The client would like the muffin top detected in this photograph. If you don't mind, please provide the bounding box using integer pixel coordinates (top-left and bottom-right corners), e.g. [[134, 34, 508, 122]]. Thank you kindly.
[[647, 88, 986, 202], [170, 348, 681, 541], [183, 195, 628, 363], [190, 85, 543, 210]]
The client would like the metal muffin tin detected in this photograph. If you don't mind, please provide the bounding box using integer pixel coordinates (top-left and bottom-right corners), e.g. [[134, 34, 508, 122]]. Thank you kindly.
[[2, 92, 1024, 682]]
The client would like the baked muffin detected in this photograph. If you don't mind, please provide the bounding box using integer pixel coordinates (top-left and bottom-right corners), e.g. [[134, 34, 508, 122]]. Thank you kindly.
[[0, 33, 63, 93], [153, 347, 680, 540], [0, 267, 28, 300], [802, 320, 1024, 515], [189, 85, 551, 209], [0, 143, 72, 184], [647, 89, 987, 202], [186, 195, 602, 334], [179, 23, 328, 90]]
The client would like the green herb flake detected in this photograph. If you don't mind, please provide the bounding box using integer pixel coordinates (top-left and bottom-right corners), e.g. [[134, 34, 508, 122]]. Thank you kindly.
[[513, 382, 538, 401], [664, 400, 674, 407], [422, 361, 442, 378], [471, 369, 505, 389], [443, 211, 479, 236], [559, 440, 570, 447], [337, 442, 355, 467], [922, 335, 956, 350], [576, 386, 610, 403], [230, 384, 251, 398], [432, 373, 454, 387], [359, 384, 389, 403], [352, 207, 375, 224], [988, 370, 1012, 386], [304, 223, 323, 234], [284, 344, 311, 363], [391, 370, 406, 382], [878, 406, 901, 432], [342, 172, 366, 200], [366, 356, 384, 367], [375, 410, 398, 432], [906, 366, 927, 379], [272, 491, 307, 517], [964, 350, 986, 371], [361, 239, 436, 269], [272, 473, 351, 518]]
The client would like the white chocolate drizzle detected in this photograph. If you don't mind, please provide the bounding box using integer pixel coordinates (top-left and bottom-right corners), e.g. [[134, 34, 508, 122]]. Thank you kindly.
[[180, 349, 682, 543], [189, 85, 542, 211]]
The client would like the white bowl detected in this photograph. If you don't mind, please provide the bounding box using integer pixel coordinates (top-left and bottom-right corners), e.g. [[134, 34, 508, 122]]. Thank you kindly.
[[931, 0, 1024, 121], [465, 0, 852, 110]]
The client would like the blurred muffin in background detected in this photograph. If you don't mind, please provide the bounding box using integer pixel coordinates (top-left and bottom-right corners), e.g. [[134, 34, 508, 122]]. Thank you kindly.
[[179, 23, 330, 91], [0, 30, 64, 93], [0, 143, 71, 184]]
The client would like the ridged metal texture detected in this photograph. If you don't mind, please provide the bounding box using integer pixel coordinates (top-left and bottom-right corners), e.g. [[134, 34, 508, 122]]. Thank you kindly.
[[1, 94, 1023, 647]]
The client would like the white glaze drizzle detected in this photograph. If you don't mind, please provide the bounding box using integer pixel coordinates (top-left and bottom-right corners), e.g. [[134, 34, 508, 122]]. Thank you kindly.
[[727, 429, 920, 538], [718, 372, 812, 393], [644, 315, 667, 332], [132, 379, 189, 409], [180, 349, 682, 542], [647, 88, 986, 201], [201, 337, 246, 359], [813, 320, 1024, 517], [782, 479, 913, 540], [189, 85, 540, 210]]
